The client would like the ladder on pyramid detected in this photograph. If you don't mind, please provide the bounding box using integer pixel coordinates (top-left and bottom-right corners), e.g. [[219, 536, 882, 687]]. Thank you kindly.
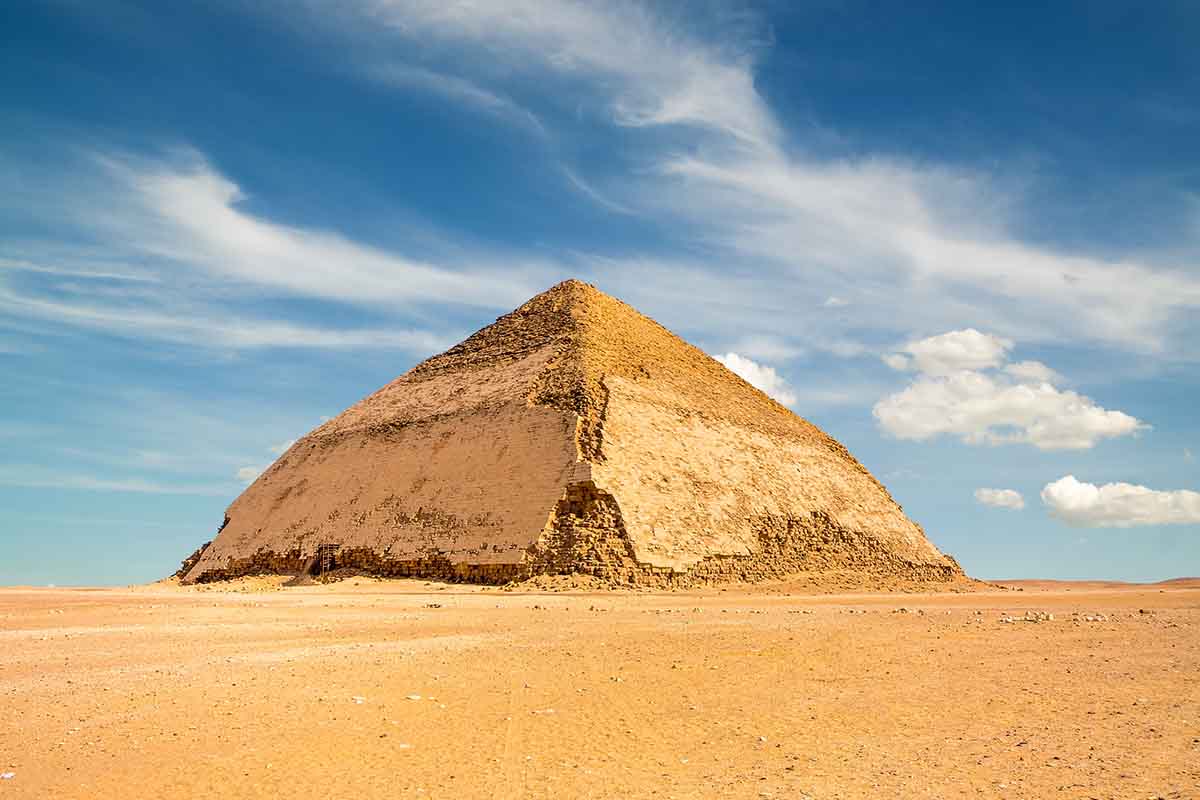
[[286, 542, 341, 586], [316, 543, 339, 577]]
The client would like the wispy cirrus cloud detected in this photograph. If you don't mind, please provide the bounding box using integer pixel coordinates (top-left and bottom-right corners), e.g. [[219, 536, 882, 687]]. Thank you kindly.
[[0, 282, 458, 351], [8, 0, 1200, 374], [0, 146, 541, 353], [91, 149, 542, 309], [0, 467, 234, 496], [0, 256, 159, 283], [342, 0, 778, 151], [298, 0, 1200, 361], [648, 155, 1200, 354], [367, 64, 547, 136]]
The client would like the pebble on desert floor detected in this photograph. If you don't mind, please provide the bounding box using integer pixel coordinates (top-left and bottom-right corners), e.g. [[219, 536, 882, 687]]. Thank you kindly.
[[998, 611, 1056, 623]]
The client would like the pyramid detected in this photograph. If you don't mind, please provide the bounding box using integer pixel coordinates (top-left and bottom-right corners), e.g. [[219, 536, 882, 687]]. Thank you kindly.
[[182, 280, 963, 585]]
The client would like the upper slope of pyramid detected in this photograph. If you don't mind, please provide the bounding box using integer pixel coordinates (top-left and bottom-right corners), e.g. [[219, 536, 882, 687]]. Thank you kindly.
[[317, 279, 838, 458]]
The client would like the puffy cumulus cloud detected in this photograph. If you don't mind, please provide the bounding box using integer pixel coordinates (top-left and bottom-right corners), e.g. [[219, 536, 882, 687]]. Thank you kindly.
[[886, 329, 1013, 377], [874, 370, 1144, 450], [974, 488, 1025, 510], [714, 352, 797, 407], [873, 331, 1146, 450], [1041, 475, 1200, 527]]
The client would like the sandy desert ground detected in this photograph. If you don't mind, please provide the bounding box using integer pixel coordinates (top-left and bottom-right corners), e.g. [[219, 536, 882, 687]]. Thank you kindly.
[[1, 578, 1197, 799]]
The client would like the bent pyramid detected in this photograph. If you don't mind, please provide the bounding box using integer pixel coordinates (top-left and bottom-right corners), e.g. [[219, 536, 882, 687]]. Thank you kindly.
[[183, 280, 962, 585]]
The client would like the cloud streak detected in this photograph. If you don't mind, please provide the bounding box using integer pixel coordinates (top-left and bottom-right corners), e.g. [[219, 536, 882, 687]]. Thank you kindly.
[[974, 487, 1025, 510], [0, 468, 233, 496], [368, 64, 547, 135], [0, 283, 455, 351], [349, 0, 778, 151], [310, 0, 1200, 358], [94, 150, 540, 309]]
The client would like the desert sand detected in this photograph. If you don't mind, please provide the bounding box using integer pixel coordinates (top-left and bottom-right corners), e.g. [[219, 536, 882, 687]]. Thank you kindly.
[[1, 579, 1196, 799]]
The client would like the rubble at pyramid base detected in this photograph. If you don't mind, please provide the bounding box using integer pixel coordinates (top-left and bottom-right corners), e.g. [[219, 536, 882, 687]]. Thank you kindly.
[[185, 489, 963, 589]]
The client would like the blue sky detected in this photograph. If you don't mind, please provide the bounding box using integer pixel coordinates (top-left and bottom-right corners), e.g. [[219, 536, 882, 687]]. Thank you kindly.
[[2, 0, 1198, 585]]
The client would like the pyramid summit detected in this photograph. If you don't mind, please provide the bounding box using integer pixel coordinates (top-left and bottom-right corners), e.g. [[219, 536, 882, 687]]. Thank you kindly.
[[182, 280, 963, 585]]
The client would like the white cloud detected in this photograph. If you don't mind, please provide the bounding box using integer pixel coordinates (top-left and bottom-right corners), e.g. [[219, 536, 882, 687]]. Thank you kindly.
[[348, 0, 778, 151], [974, 488, 1025, 510], [0, 255, 158, 283], [395, 0, 1200, 352], [724, 334, 803, 362], [1004, 360, 1060, 384], [653, 154, 1200, 353], [874, 369, 1145, 450], [561, 167, 636, 215], [890, 329, 1013, 377], [1041, 475, 1200, 527], [239, 438, 306, 482], [874, 330, 1146, 450], [93, 150, 539, 310], [0, 145, 553, 354], [236, 465, 264, 483], [714, 352, 797, 407], [368, 64, 546, 135], [0, 468, 230, 495], [0, 284, 454, 352], [1185, 448, 1195, 463], [13, 0, 1200, 373]]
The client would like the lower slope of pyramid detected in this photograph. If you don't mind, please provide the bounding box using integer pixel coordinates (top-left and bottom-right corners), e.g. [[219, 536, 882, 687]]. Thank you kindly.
[[182, 280, 964, 585]]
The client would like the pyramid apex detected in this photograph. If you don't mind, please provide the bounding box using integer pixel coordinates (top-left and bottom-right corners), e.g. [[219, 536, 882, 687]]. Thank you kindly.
[[536, 277, 604, 301]]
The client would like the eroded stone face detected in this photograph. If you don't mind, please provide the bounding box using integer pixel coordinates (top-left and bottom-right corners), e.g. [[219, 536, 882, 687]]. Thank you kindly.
[[183, 279, 964, 586], [588, 376, 952, 575], [185, 402, 582, 581]]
